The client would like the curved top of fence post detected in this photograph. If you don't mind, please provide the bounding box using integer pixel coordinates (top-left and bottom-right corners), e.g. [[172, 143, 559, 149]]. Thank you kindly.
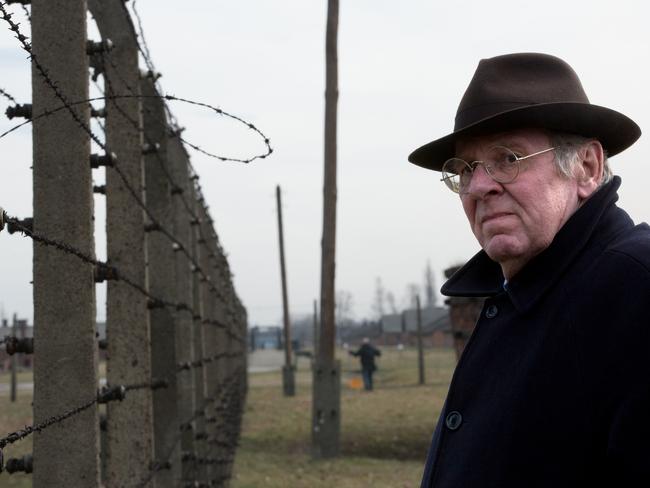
[[87, 0, 138, 49]]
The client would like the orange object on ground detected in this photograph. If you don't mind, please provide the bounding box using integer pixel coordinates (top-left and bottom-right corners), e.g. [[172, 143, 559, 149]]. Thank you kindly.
[[348, 377, 363, 390]]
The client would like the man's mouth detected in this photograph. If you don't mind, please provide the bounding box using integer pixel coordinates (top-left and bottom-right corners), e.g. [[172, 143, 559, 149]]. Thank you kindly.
[[481, 212, 513, 225]]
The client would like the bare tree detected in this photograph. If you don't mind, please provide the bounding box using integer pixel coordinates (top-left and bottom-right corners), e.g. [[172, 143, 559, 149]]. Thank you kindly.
[[405, 283, 421, 309], [371, 277, 385, 319], [424, 260, 437, 309], [335, 290, 354, 327], [386, 291, 398, 314]]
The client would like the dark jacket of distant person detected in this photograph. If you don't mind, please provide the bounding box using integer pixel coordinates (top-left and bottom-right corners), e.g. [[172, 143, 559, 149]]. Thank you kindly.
[[420, 177, 650, 487], [350, 342, 381, 371]]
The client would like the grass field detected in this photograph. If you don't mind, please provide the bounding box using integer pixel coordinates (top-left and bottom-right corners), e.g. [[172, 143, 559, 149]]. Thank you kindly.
[[0, 391, 34, 487], [231, 347, 455, 488], [0, 347, 456, 487]]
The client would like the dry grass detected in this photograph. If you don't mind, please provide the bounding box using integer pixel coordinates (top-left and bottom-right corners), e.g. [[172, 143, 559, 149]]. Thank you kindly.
[[0, 390, 34, 488], [0, 349, 455, 487], [231, 347, 455, 488]]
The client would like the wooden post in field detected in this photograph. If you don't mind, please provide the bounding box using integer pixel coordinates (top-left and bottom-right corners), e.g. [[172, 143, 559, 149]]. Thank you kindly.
[[31, 1, 100, 485], [10, 314, 17, 402], [276, 185, 295, 396], [416, 295, 425, 385], [312, 0, 340, 459], [313, 299, 319, 358]]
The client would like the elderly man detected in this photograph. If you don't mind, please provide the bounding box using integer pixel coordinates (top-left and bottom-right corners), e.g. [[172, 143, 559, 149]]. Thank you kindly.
[[409, 53, 650, 487]]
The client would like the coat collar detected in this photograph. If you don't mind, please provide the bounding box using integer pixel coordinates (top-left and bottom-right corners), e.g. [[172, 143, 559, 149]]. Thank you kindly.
[[441, 176, 629, 313]]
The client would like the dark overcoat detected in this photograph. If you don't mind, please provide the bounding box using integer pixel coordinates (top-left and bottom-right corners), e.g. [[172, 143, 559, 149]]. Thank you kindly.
[[351, 343, 381, 371], [421, 177, 650, 487]]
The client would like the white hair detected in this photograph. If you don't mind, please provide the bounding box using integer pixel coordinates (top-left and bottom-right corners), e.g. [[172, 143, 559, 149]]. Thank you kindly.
[[549, 132, 612, 186]]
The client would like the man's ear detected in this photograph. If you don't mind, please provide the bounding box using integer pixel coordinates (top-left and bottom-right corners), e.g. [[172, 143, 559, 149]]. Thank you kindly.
[[576, 140, 604, 200]]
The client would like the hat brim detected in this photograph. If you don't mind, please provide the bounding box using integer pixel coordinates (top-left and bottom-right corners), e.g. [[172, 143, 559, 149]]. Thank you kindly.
[[408, 102, 641, 171]]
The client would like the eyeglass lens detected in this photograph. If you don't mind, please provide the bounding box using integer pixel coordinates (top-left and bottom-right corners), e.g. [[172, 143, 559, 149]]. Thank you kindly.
[[441, 146, 521, 193]]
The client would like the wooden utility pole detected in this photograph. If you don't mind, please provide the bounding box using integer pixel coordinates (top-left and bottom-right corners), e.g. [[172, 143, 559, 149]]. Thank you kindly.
[[313, 299, 319, 357], [312, 0, 341, 459], [10, 314, 17, 403], [276, 185, 295, 396], [416, 295, 425, 385]]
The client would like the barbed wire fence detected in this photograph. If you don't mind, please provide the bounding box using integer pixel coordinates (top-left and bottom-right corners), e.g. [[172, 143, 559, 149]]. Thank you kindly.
[[0, 0, 266, 486]]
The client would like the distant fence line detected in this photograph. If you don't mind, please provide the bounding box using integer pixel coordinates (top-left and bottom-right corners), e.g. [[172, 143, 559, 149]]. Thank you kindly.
[[0, 0, 270, 486]]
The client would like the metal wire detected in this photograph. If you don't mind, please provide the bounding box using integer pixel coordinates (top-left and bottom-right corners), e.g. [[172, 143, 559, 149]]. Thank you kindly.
[[0, 5, 248, 484], [0, 9, 262, 319], [0, 87, 16, 103], [132, 367, 246, 488]]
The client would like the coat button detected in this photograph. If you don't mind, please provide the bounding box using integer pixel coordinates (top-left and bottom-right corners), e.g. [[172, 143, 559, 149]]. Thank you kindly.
[[445, 411, 463, 431], [485, 305, 498, 318]]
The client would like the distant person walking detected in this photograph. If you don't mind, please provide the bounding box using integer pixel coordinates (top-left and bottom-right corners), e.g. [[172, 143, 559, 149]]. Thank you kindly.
[[349, 337, 381, 391]]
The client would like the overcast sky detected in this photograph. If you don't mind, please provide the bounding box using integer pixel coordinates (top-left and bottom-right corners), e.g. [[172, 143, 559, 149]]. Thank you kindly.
[[0, 1, 649, 326]]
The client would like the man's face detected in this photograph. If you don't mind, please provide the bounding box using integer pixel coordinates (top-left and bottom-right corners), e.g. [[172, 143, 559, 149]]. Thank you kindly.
[[456, 128, 581, 279]]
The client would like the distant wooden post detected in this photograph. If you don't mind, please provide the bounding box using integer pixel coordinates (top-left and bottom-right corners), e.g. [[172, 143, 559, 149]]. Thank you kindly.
[[10, 314, 17, 402], [416, 295, 425, 385], [276, 185, 295, 396], [313, 299, 319, 357], [312, 0, 340, 459]]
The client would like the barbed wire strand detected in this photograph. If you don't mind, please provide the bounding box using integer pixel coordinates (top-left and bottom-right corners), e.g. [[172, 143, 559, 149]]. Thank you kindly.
[[0, 87, 16, 103], [128, 0, 180, 130], [1, 214, 245, 343], [101, 54, 240, 285], [133, 367, 246, 488], [0, 3, 247, 295], [0, 5, 247, 484], [0, 10, 236, 319]]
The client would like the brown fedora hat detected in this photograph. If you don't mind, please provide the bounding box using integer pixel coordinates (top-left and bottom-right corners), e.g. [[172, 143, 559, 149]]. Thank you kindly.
[[408, 53, 641, 171]]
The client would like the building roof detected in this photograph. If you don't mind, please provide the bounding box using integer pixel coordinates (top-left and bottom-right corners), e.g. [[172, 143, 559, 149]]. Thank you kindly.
[[380, 306, 450, 333]]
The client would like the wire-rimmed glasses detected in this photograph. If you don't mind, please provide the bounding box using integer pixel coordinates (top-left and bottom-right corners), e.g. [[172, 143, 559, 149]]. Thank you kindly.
[[441, 146, 556, 194]]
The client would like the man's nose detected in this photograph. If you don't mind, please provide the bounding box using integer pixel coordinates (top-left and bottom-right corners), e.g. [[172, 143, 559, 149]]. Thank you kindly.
[[463, 163, 502, 198]]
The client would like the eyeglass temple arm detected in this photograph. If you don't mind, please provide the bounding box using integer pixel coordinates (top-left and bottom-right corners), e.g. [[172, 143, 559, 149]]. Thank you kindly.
[[518, 146, 556, 161]]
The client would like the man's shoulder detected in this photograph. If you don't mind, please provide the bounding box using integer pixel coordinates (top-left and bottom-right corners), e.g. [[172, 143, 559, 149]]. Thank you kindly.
[[604, 222, 650, 273]]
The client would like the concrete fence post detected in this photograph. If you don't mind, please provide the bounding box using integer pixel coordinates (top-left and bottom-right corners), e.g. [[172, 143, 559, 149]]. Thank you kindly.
[[209, 230, 231, 483], [94, 6, 156, 485], [199, 203, 219, 480], [189, 181, 207, 482], [141, 77, 180, 486], [31, 0, 100, 486], [167, 133, 196, 482]]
